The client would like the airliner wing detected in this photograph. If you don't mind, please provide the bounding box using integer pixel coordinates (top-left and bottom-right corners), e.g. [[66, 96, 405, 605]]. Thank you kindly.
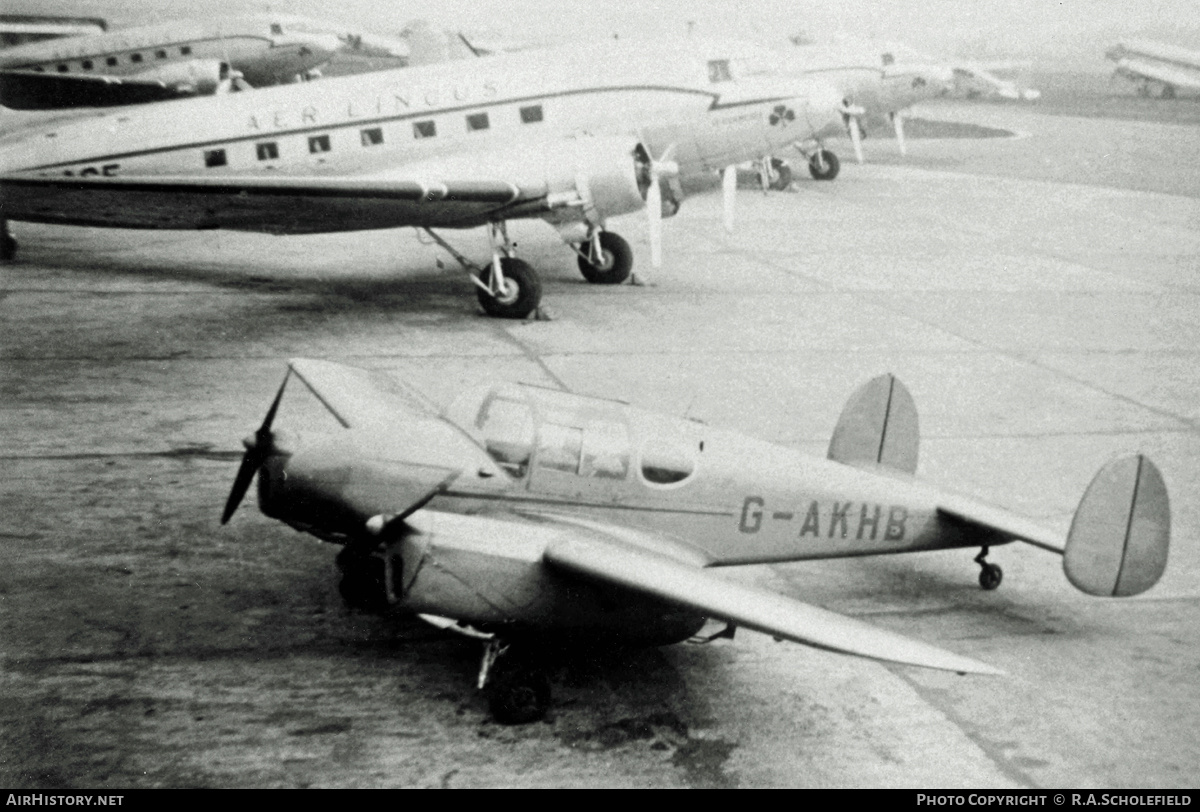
[[0, 171, 545, 233], [0, 70, 198, 110], [540, 522, 1003, 675]]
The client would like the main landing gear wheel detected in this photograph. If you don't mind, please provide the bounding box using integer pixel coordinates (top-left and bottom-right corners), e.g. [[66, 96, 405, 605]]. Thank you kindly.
[[974, 547, 1003, 591], [808, 149, 840, 181], [335, 544, 390, 612], [577, 231, 633, 285], [476, 257, 542, 319], [487, 662, 552, 725], [766, 158, 793, 191]]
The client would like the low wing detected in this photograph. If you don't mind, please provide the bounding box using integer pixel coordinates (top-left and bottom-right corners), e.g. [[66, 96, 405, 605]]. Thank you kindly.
[[0, 69, 197, 110], [542, 527, 1002, 675], [0, 172, 543, 234]]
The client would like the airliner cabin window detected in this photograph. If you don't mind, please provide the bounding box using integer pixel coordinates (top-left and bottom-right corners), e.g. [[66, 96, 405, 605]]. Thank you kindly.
[[477, 395, 535, 478], [640, 430, 697, 485], [256, 142, 279, 161], [466, 112, 490, 132], [708, 59, 732, 83], [156, 49, 167, 59], [413, 120, 436, 138], [204, 149, 227, 168], [81, 60, 93, 70], [308, 135, 331, 154], [180, 46, 192, 56], [881, 52, 895, 66], [360, 127, 384, 147], [106, 56, 118, 66], [580, 422, 630, 480], [271, 23, 284, 35], [130, 53, 143, 63], [520, 105, 543, 124], [56, 64, 68, 73]]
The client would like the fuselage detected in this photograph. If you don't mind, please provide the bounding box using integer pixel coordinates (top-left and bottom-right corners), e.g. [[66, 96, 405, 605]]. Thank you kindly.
[[1107, 39, 1200, 93], [0, 36, 846, 233], [0, 14, 344, 87]]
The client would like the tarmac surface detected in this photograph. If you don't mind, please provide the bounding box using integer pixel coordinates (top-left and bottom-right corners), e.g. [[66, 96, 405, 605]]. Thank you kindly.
[[2, 91, 1199, 788]]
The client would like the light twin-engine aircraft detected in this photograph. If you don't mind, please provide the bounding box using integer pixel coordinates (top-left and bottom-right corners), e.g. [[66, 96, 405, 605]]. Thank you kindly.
[[0, 13, 408, 111], [220, 359, 1170, 724], [0, 37, 848, 318], [1106, 39, 1200, 99]]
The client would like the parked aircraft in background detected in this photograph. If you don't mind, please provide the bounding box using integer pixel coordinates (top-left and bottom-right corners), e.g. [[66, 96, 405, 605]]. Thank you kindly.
[[220, 359, 1170, 723], [0, 37, 848, 318], [0, 13, 409, 110], [0, 14, 106, 49], [1106, 39, 1200, 99]]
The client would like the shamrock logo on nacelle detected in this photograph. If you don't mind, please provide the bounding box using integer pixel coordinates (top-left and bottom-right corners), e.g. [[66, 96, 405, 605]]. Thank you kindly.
[[769, 105, 796, 127]]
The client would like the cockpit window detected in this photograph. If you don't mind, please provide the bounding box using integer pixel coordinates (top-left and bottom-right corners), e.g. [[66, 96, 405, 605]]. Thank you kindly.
[[708, 59, 732, 83], [640, 429, 697, 486], [477, 395, 535, 478], [537, 423, 583, 474]]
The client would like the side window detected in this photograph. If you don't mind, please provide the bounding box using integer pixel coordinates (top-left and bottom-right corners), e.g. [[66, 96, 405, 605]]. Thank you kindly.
[[56, 64, 69, 73], [106, 56, 118, 66], [537, 423, 583, 474], [155, 49, 167, 59], [270, 23, 284, 35], [466, 112, 489, 132], [180, 46, 192, 56], [81, 60, 93, 70], [256, 142, 279, 161], [413, 120, 436, 139], [360, 127, 384, 147], [203, 149, 227, 168], [519, 104, 543, 124], [478, 396, 535, 478], [308, 134, 331, 154], [640, 431, 697, 486], [130, 53, 143, 64], [580, 422, 629, 480], [708, 59, 732, 83]]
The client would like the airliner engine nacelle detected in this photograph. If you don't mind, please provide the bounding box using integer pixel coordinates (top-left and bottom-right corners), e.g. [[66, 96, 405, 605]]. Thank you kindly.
[[131, 58, 230, 97], [541, 135, 658, 227]]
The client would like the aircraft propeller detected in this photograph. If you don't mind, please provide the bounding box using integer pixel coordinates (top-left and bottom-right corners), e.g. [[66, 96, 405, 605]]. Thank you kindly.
[[644, 146, 679, 268], [722, 164, 737, 233], [220, 372, 289, 524], [891, 111, 907, 157], [840, 100, 867, 165]]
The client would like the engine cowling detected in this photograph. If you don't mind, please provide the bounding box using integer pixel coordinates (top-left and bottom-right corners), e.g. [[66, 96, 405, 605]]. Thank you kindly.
[[131, 58, 229, 96]]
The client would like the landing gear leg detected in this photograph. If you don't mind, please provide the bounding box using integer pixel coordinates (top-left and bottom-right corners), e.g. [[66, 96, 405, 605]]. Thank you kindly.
[[477, 639, 551, 724], [1, 220, 16, 262], [422, 223, 543, 319], [975, 546, 1003, 591]]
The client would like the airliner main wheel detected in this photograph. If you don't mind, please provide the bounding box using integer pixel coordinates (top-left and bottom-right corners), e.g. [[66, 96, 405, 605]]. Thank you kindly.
[[979, 563, 1003, 591], [577, 231, 633, 285], [477, 257, 542, 319], [767, 158, 794, 191], [808, 149, 840, 181]]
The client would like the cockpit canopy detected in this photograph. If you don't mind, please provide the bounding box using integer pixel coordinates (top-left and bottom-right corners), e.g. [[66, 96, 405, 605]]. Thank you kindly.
[[444, 384, 700, 488]]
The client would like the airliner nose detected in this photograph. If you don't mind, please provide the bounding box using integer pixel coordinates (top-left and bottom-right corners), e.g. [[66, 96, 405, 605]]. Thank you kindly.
[[801, 80, 848, 139]]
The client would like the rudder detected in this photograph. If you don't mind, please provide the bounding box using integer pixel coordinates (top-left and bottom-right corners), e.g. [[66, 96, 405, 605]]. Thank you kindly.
[[1064, 455, 1170, 597], [827, 374, 919, 474]]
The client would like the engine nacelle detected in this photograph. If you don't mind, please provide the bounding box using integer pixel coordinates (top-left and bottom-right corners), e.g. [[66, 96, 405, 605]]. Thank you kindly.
[[131, 58, 229, 96]]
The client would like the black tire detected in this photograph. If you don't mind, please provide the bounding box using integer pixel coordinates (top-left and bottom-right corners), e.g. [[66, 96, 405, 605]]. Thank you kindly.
[[476, 257, 542, 319], [808, 149, 840, 181], [577, 231, 633, 285], [0, 233, 16, 262], [979, 564, 1003, 591], [768, 158, 793, 191], [488, 666, 551, 725]]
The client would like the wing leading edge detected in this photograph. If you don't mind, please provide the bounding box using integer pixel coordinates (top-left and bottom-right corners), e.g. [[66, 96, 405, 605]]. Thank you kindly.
[[542, 530, 1003, 676]]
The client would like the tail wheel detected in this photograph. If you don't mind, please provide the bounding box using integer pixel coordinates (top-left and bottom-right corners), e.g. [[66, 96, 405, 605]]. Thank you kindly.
[[577, 231, 633, 285], [476, 257, 542, 319], [808, 149, 840, 181]]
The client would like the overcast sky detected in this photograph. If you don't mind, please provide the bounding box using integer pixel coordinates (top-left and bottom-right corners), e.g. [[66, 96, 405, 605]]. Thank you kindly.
[[13, 0, 1200, 68]]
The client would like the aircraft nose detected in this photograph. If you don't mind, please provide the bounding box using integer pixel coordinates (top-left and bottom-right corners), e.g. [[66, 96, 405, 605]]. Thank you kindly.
[[802, 81, 849, 139]]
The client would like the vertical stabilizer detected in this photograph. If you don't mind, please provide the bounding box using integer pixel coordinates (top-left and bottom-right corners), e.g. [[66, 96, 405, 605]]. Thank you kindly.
[[1064, 455, 1170, 597], [827, 374, 919, 474]]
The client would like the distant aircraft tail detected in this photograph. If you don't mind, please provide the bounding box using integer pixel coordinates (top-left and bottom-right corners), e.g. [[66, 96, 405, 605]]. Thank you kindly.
[[1064, 455, 1170, 597], [827, 374, 919, 475]]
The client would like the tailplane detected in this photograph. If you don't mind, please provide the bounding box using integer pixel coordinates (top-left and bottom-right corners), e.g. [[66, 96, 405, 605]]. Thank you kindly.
[[1064, 455, 1170, 597], [827, 374, 919, 475]]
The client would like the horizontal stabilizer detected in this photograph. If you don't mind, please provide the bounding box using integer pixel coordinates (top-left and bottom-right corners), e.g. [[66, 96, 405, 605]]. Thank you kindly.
[[828, 374, 919, 474], [545, 534, 1001, 675], [1064, 455, 1170, 597]]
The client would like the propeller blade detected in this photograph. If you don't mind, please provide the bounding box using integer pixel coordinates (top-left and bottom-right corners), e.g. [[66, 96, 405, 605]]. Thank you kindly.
[[848, 116, 865, 164], [722, 164, 737, 234], [892, 111, 907, 157], [220, 371, 289, 525], [647, 176, 663, 268]]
